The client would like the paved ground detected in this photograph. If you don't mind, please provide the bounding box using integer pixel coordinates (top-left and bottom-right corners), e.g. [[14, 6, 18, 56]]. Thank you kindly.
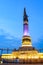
[[0, 63, 43, 65]]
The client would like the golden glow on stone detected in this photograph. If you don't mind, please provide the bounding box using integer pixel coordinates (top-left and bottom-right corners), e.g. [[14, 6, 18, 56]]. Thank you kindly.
[[18, 55, 27, 59], [1, 54, 16, 59], [22, 36, 31, 46], [22, 45, 32, 47], [1, 52, 43, 61]]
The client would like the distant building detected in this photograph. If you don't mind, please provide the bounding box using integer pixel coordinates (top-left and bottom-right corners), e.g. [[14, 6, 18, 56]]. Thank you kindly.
[[1, 8, 43, 63]]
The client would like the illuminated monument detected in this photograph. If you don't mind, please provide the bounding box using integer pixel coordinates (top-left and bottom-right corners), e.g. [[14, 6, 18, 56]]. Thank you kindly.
[[22, 8, 31, 47], [1, 8, 43, 63]]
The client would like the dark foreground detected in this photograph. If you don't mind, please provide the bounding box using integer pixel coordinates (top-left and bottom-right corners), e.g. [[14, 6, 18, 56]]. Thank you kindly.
[[0, 63, 43, 65]]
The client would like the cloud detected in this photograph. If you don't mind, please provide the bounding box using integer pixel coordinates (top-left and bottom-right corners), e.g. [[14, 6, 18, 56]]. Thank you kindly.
[[33, 37, 43, 49], [0, 29, 21, 49], [0, 29, 5, 35]]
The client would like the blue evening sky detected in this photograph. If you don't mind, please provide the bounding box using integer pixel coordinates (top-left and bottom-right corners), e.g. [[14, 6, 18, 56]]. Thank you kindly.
[[0, 0, 43, 49]]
